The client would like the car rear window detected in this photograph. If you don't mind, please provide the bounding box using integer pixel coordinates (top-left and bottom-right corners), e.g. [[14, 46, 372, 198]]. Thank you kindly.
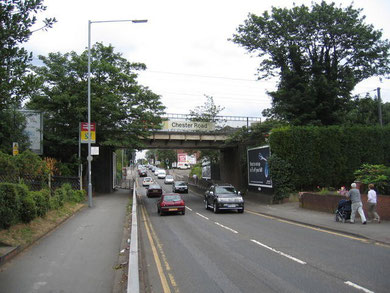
[[164, 195, 182, 202], [176, 182, 187, 186]]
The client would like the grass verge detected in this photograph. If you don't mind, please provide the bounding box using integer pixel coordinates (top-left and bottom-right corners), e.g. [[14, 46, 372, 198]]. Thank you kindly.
[[0, 202, 85, 251]]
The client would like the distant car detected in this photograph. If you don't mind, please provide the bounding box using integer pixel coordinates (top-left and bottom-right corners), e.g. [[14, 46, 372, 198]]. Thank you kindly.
[[146, 184, 163, 198], [172, 181, 188, 193], [142, 177, 153, 187], [157, 193, 185, 215], [139, 169, 147, 177], [164, 175, 174, 184], [157, 170, 166, 179], [154, 169, 160, 176], [204, 184, 244, 213]]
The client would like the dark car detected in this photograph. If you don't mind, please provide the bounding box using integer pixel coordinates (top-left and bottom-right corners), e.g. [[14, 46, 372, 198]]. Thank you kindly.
[[204, 184, 244, 213], [172, 181, 188, 193], [139, 169, 147, 177], [157, 193, 185, 216], [146, 184, 163, 198]]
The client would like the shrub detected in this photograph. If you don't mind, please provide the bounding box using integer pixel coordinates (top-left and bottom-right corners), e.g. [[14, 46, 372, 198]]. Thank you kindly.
[[53, 188, 65, 207], [19, 194, 37, 223], [61, 183, 73, 201], [71, 190, 86, 203], [13, 184, 37, 223], [268, 155, 294, 201], [31, 190, 50, 217], [354, 164, 390, 195], [50, 194, 61, 210], [0, 183, 20, 229]]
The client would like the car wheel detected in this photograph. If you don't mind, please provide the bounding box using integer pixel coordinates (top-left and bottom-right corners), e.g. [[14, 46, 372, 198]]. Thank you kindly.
[[238, 208, 244, 213], [213, 202, 219, 214], [182, 210, 185, 215], [204, 200, 209, 210], [159, 209, 163, 216]]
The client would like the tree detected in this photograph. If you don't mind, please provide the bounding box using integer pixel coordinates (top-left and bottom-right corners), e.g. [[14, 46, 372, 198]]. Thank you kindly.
[[232, 1, 390, 125], [189, 95, 224, 123], [343, 95, 390, 126], [189, 95, 225, 163], [0, 0, 55, 153], [26, 43, 165, 167]]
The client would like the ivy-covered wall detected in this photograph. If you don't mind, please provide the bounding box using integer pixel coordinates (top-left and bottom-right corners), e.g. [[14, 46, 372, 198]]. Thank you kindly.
[[269, 125, 390, 190]]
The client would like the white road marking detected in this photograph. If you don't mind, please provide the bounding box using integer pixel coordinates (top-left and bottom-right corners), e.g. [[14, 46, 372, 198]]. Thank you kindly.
[[215, 222, 238, 234], [344, 281, 375, 293], [251, 239, 306, 265], [196, 213, 209, 220], [185, 206, 193, 211]]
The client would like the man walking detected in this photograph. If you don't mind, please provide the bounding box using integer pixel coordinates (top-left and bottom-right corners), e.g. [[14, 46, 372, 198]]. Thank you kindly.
[[347, 183, 367, 224]]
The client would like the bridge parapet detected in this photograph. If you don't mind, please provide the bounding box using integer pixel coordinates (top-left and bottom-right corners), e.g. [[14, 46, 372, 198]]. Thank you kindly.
[[159, 113, 261, 133]]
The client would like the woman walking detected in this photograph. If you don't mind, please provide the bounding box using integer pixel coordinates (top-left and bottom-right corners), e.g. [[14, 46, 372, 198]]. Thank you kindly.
[[367, 184, 381, 223]]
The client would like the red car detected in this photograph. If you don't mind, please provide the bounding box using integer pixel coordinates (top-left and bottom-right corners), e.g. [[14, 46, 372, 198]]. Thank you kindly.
[[157, 193, 185, 216]]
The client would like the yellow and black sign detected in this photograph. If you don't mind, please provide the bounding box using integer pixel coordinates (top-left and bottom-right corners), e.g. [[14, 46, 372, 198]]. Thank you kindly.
[[12, 142, 19, 156]]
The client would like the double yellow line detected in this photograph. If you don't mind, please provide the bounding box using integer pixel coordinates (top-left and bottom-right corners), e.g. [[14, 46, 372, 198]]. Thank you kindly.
[[140, 202, 179, 293]]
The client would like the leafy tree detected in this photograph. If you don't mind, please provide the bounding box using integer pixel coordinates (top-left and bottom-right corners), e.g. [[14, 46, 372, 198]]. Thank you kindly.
[[156, 149, 176, 168], [188, 95, 225, 163], [344, 95, 390, 126], [189, 95, 224, 123], [232, 1, 390, 125], [26, 43, 165, 166], [0, 0, 55, 153]]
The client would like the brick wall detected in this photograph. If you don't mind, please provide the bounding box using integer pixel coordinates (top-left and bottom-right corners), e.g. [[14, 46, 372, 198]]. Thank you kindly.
[[300, 193, 390, 221]]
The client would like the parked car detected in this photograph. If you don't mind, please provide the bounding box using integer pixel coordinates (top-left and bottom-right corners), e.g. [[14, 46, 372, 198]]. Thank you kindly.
[[204, 183, 244, 213], [146, 184, 163, 198], [157, 193, 185, 215], [142, 177, 153, 187], [157, 169, 167, 179], [172, 181, 188, 193], [164, 175, 174, 184]]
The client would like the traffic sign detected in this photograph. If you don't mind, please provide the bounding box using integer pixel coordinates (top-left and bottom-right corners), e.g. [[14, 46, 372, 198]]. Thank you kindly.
[[12, 142, 19, 156], [81, 122, 96, 143]]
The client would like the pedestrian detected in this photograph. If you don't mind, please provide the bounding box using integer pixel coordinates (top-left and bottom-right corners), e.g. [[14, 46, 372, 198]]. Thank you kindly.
[[347, 183, 367, 224], [367, 184, 381, 223]]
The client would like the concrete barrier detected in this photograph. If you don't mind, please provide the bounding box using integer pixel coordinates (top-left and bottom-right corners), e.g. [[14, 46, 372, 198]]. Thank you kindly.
[[127, 183, 139, 293]]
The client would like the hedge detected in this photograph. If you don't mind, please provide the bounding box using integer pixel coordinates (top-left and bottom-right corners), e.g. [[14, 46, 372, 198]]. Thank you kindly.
[[0, 183, 86, 229], [269, 125, 390, 191]]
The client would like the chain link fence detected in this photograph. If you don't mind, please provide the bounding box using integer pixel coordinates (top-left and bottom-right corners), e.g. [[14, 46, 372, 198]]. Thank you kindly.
[[0, 174, 80, 193]]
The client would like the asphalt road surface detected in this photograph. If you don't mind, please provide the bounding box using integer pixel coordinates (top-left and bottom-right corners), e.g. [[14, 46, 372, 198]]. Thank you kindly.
[[138, 170, 390, 293]]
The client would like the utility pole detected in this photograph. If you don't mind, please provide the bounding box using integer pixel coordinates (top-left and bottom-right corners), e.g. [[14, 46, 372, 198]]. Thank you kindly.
[[377, 87, 383, 127]]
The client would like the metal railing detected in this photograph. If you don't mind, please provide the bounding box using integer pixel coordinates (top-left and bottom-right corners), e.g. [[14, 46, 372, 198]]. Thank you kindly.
[[160, 113, 261, 132]]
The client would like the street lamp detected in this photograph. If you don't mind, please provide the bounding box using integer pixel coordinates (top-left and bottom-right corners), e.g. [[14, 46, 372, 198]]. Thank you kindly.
[[87, 19, 147, 208]]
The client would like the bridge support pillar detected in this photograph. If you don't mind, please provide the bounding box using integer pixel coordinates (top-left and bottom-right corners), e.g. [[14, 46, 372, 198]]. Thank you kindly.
[[219, 146, 245, 189]]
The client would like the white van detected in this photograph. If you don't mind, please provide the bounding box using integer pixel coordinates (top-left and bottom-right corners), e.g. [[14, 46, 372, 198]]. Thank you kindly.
[[157, 170, 166, 179]]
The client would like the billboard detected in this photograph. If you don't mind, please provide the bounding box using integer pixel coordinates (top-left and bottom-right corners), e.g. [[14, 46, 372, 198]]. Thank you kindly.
[[247, 145, 272, 188], [20, 110, 43, 155]]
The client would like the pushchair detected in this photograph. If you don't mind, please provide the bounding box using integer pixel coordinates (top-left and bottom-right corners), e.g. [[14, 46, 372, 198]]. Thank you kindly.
[[335, 199, 351, 223]]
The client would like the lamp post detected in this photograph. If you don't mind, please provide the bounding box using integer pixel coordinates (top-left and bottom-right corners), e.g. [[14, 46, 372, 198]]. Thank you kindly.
[[87, 19, 147, 208]]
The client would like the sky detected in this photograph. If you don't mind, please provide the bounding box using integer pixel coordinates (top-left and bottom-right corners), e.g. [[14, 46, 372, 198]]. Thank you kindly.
[[25, 0, 390, 119]]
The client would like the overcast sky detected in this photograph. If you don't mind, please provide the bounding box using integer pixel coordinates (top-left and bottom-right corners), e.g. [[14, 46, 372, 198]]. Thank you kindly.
[[26, 0, 390, 118]]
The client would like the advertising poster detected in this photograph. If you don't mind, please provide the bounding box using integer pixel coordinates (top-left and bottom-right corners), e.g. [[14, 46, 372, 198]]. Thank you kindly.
[[21, 110, 43, 155], [247, 146, 272, 188]]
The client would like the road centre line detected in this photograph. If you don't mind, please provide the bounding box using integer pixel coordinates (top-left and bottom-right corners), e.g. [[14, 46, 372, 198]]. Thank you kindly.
[[185, 206, 193, 211], [251, 239, 307, 265], [344, 281, 374, 293], [196, 212, 209, 220], [215, 222, 238, 234], [247, 210, 370, 244]]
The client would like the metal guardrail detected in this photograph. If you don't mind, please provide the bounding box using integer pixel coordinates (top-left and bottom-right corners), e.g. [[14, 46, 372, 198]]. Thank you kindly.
[[127, 182, 139, 293]]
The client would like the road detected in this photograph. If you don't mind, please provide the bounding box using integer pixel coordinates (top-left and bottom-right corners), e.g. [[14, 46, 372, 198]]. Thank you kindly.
[[138, 170, 390, 293]]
